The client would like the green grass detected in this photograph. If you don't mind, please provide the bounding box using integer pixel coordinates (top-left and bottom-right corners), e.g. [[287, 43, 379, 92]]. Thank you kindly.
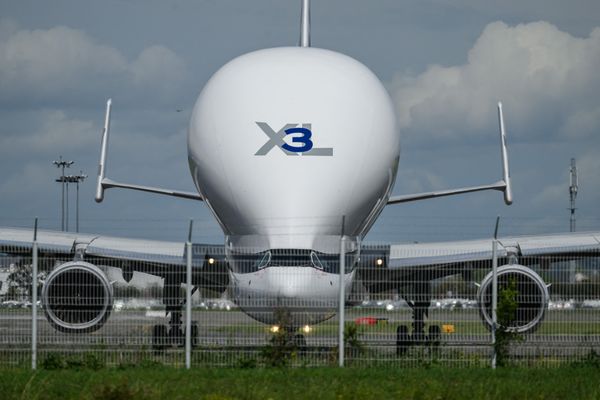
[[1, 366, 599, 399]]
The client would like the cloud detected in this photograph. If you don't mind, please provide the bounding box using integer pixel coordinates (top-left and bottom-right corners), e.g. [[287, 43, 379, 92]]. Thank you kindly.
[[0, 162, 51, 200], [0, 110, 97, 156], [395, 167, 446, 194], [530, 150, 600, 208], [391, 21, 600, 143], [577, 153, 600, 203], [0, 19, 188, 107], [531, 181, 563, 207], [131, 45, 187, 97], [560, 106, 600, 138]]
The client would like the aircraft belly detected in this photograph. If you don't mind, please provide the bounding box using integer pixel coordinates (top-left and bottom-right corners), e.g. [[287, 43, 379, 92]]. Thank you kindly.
[[231, 267, 354, 326]]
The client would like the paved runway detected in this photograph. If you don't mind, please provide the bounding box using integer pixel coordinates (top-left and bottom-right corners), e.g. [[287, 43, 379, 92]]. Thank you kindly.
[[1, 307, 599, 350]]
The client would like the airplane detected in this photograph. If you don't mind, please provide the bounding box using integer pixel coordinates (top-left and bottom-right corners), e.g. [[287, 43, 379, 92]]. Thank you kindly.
[[1, 0, 599, 352]]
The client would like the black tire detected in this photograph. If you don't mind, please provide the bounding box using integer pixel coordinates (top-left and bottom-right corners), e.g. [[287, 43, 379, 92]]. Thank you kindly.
[[170, 326, 184, 347], [293, 333, 307, 351], [428, 324, 441, 347], [191, 321, 199, 348], [396, 325, 410, 356], [152, 324, 168, 350]]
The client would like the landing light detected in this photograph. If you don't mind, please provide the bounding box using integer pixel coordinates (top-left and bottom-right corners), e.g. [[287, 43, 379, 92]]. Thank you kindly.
[[270, 325, 280, 333], [302, 325, 312, 334], [376, 258, 384, 266], [208, 257, 215, 265]]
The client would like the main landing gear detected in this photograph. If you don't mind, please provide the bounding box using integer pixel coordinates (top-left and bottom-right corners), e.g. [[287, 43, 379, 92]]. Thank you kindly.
[[152, 277, 199, 350], [152, 311, 199, 350], [396, 280, 441, 356], [396, 324, 441, 356]]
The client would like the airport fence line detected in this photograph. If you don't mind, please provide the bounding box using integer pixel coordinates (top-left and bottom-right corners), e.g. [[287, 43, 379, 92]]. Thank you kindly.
[[0, 238, 599, 368]]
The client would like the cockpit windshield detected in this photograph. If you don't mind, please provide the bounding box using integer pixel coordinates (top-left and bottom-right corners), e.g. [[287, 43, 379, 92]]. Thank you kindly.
[[227, 248, 358, 274]]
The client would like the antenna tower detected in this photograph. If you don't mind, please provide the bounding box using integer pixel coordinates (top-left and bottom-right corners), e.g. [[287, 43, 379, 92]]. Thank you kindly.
[[569, 158, 578, 232]]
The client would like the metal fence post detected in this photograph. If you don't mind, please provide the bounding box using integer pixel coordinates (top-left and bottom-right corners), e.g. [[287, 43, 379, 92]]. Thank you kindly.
[[491, 216, 500, 369], [338, 216, 346, 367], [185, 220, 193, 369], [31, 217, 38, 370]]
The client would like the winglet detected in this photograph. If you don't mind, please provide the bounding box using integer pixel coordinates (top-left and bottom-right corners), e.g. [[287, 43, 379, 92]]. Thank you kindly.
[[95, 98, 112, 203], [497, 102, 513, 205], [387, 103, 514, 206], [92, 98, 203, 202], [299, 0, 310, 47]]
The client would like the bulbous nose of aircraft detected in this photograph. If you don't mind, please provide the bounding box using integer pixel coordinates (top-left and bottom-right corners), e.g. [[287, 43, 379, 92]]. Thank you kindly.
[[264, 267, 315, 299], [187, 46, 399, 245]]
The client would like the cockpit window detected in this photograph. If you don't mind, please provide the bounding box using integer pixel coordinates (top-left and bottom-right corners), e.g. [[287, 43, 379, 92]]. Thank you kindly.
[[310, 251, 324, 270], [228, 248, 358, 274], [269, 249, 311, 267], [256, 251, 271, 270]]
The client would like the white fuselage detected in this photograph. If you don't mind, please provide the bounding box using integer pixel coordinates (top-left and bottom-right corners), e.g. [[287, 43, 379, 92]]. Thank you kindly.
[[188, 46, 399, 326]]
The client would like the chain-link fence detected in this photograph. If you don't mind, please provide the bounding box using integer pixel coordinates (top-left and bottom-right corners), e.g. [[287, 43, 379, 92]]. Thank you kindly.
[[1, 238, 599, 368]]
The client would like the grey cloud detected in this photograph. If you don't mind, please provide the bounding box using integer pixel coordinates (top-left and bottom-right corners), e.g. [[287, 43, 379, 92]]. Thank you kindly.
[[131, 45, 187, 91], [576, 153, 600, 204], [0, 110, 96, 155], [392, 21, 600, 143], [561, 106, 600, 138], [1, 2, 599, 242], [395, 167, 447, 195], [0, 20, 188, 107], [0, 162, 50, 200], [531, 150, 600, 210]]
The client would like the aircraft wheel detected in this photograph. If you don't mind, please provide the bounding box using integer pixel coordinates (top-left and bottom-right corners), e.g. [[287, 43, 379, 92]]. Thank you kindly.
[[293, 333, 307, 351], [428, 325, 441, 346], [170, 326, 184, 347], [152, 324, 168, 350], [191, 321, 199, 348], [396, 325, 410, 356]]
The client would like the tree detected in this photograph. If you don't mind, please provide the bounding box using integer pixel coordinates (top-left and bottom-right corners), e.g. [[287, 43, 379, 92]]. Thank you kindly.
[[6, 263, 46, 300], [494, 277, 522, 367]]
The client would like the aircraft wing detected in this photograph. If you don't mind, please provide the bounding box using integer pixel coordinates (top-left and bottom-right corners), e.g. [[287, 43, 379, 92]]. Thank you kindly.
[[358, 231, 600, 294], [0, 227, 229, 292]]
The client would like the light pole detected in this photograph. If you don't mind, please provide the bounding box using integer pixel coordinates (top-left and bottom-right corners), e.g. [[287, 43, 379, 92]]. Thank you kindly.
[[72, 172, 87, 233], [66, 180, 69, 231], [58, 173, 87, 233], [53, 156, 74, 231], [54, 175, 69, 231]]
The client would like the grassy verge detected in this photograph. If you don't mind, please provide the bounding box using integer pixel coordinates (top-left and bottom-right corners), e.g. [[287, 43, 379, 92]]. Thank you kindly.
[[1, 365, 599, 400]]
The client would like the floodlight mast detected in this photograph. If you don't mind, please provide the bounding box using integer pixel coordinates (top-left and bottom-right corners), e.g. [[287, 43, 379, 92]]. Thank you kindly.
[[55, 173, 86, 232], [53, 156, 74, 231], [66, 172, 88, 233], [74, 172, 87, 233]]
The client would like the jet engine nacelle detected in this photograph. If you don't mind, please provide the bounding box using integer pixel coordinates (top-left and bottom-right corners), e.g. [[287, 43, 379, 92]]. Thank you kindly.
[[41, 261, 113, 333], [477, 264, 549, 334]]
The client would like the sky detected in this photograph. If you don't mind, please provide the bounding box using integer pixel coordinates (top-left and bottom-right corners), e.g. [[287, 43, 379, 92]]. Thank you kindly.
[[0, 0, 599, 244]]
